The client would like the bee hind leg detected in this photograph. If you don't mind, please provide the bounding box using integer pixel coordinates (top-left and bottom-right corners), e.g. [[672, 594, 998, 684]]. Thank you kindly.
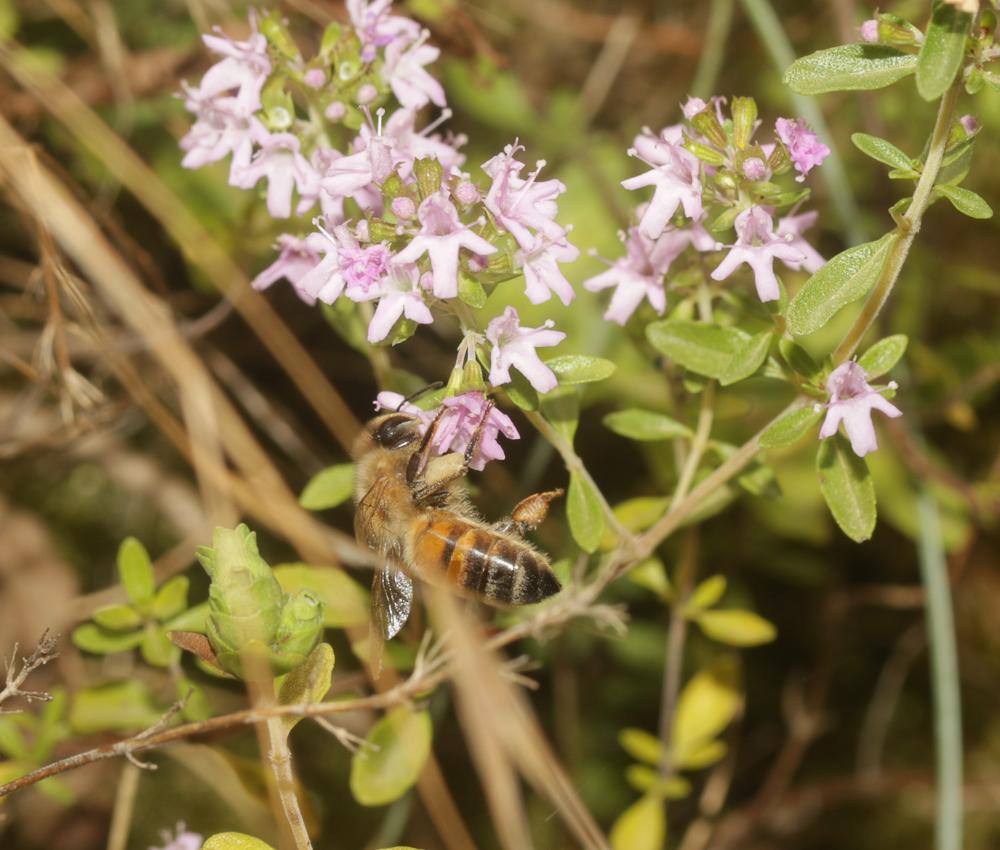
[[411, 399, 496, 505], [494, 488, 564, 537]]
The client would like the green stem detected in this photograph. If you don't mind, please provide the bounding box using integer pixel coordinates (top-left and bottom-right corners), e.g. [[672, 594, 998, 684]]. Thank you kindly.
[[833, 82, 962, 363], [917, 489, 963, 850], [690, 0, 736, 99], [738, 0, 866, 245]]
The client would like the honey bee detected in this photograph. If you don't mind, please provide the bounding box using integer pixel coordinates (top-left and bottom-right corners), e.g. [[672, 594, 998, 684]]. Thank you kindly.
[[352, 400, 563, 647]]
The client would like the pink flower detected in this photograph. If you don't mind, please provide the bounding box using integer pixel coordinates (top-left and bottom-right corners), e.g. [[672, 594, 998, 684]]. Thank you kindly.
[[681, 96, 708, 119], [381, 109, 466, 176], [622, 136, 703, 239], [584, 220, 713, 324], [179, 91, 263, 177], [392, 193, 496, 298], [520, 235, 578, 306], [437, 392, 519, 470], [231, 132, 319, 218], [366, 264, 434, 342], [959, 114, 979, 136], [196, 24, 271, 111], [486, 306, 566, 393], [742, 157, 768, 181], [296, 224, 392, 305], [348, 0, 421, 62], [710, 206, 805, 302], [149, 823, 202, 850], [776, 211, 825, 274], [252, 233, 328, 295], [860, 19, 880, 43], [819, 361, 902, 457], [382, 35, 446, 110], [319, 129, 397, 207], [482, 143, 569, 250], [775, 117, 830, 182]]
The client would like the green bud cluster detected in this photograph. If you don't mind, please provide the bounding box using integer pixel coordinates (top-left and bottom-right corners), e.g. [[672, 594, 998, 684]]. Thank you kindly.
[[197, 525, 325, 678]]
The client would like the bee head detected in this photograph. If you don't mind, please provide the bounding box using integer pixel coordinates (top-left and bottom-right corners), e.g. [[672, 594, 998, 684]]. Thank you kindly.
[[357, 412, 422, 455]]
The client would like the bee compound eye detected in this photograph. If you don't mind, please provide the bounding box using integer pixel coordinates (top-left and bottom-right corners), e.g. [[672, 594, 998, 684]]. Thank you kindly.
[[375, 415, 417, 449]]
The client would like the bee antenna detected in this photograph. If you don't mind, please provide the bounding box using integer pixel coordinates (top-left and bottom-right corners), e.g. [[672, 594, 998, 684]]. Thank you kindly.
[[397, 381, 444, 411]]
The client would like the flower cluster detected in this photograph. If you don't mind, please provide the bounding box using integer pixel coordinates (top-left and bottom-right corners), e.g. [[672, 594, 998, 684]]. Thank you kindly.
[[585, 96, 829, 322], [181, 5, 581, 470]]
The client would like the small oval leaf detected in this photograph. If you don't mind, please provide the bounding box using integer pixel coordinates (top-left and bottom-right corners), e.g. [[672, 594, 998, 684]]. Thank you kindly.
[[567, 472, 605, 554], [545, 354, 616, 385], [857, 334, 908, 378], [151, 576, 190, 622], [72, 623, 144, 655], [117, 537, 155, 606], [783, 44, 918, 95], [851, 133, 913, 170], [719, 329, 773, 386], [299, 464, 355, 510], [672, 658, 740, 767], [203, 834, 277, 850], [916, 3, 972, 101], [760, 406, 824, 450], [787, 233, 898, 336], [935, 184, 993, 219], [610, 793, 665, 850], [69, 680, 163, 734], [619, 727, 662, 765], [92, 604, 142, 631], [687, 575, 727, 613], [603, 409, 692, 442], [696, 610, 777, 647], [278, 642, 335, 733], [350, 707, 432, 807], [816, 433, 877, 542], [647, 320, 748, 379]]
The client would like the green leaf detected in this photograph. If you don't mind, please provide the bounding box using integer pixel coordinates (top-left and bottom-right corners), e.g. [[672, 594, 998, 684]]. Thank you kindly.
[[687, 575, 727, 613], [278, 642, 335, 733], [619, 727, 662, 765], [916, 3, 972, 101], [675, 739, 728, 770], [778, 339, 822, 380], [69, 680, 163, 734], [167, 601, 210, 632], [720, 329, 772, 386], [503, 367, 539, 411], [545, 354, 616, 385], [567, 472, 605, 554], [696, 610, 777, 646], [672, 657, 740, 769], [274, 564, 370, 628], [203, 834, 277, 850], [151, 576, 190, 622], [72, 623, 144, 655], [783, 44, 918, 94], [816, 434, 877, 542], [624, 766, 691, 799], [603, 409, 692, 442], [610, 793, 665, 850], [92, 604, 142, 631], [299, 463, 355, 510], [851, 133, 913, 170], [935, 184, 993, 219], [647, 320, 748, 380], [540, 386, 580, 443], [140, 626, 179, 667], [350, 707, 432, 806], [787, 233, 898, 336], [457, 273, 487, 308], [858, 334, 908, 378], [760, 406, 824, 450], [117, 537, 155, 606]]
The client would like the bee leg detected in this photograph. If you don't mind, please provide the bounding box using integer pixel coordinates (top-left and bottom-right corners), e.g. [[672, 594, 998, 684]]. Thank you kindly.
[[494, 488, 565, 537], [406, 407, 449, 486], [411, 399, 495, 505]]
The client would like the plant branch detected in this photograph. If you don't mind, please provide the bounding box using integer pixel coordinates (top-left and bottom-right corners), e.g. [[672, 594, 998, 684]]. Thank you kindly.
[[0, 630, 59, 712]]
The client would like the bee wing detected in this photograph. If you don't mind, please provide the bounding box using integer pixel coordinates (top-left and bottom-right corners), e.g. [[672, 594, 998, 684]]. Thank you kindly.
[[355, 477, 391, 551], [372, 565, 413, 640]]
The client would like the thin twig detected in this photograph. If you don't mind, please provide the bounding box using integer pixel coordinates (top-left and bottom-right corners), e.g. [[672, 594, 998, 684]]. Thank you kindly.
[[0, 630, 59, 712]]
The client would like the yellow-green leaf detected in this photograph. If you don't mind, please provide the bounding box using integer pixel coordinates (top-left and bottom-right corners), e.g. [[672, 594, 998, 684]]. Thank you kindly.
[[92, 604, 142, 631], [687, 575, 727, 614], [274, 564, 370, 628], [567, 471, 604, 554], [619, 727, 662, 765], [672, 658, 740, 768], [696, 610, 777, 647], [117, 537, 155, 606], [203, 833, 277, 850], [610, 793, 665, 850], [625, 765, 691, 799], [350, 707, 432, 806], [277, 642, 335, 734], [603, 409, 692, 441], [151, 576, 190, 622], [69, 680, 162, 734], [299, 464, 356, 510]]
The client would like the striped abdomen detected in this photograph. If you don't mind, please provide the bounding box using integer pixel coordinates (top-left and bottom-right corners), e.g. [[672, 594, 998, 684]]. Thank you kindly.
[[408, 511, 560, 606]]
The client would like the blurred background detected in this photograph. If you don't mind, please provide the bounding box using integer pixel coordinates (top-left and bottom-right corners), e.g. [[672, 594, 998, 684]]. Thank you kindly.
[[0, 0, 998, 848]]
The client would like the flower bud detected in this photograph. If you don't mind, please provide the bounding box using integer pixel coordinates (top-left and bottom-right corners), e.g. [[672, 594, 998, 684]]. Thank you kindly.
[[392, 196, 417, 219], [304, 68, 327, 89], [690, 109, 728, 149], [683, 139, 726, 166], [875, 13, 923, 47], [414, 157, 444, 201], [357, 83, 378, 105], [270, 589, 325, 671], [325, 101, 346, 121], [731, 96, 758, 150], [453, 181, 480, 206]]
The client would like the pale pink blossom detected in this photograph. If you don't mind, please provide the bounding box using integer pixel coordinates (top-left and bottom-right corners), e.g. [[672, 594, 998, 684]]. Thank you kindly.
[[437, 391, 519, 470], [366, 264, 434, 342], [296, 224, 392, 305], [959, 114, 979, 135], [742, 157, 768, 181], [622, 137, 703, 239], [379, 108, 466, 176], [819, 361, 902, 457], [348, 0, 421, 62], [711, 206, 805, 302], [231, 132, 319, 218], [486, 306, 565, 393], [775, 117, 830, 182], [149, 823, 202, 850], [392, 193, 496, 298], [179, 90, 263, 177], [682, 96, 709, 119], [776, 211, 825, 273], [482, 143, 568, 250], [319, 129, 397, 206], [860, 19, 880, 43], [382, 35, 446, 110], [196, 24, 271, 111], [252, 233, 328, 294], [520, 235, 578, 306]]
